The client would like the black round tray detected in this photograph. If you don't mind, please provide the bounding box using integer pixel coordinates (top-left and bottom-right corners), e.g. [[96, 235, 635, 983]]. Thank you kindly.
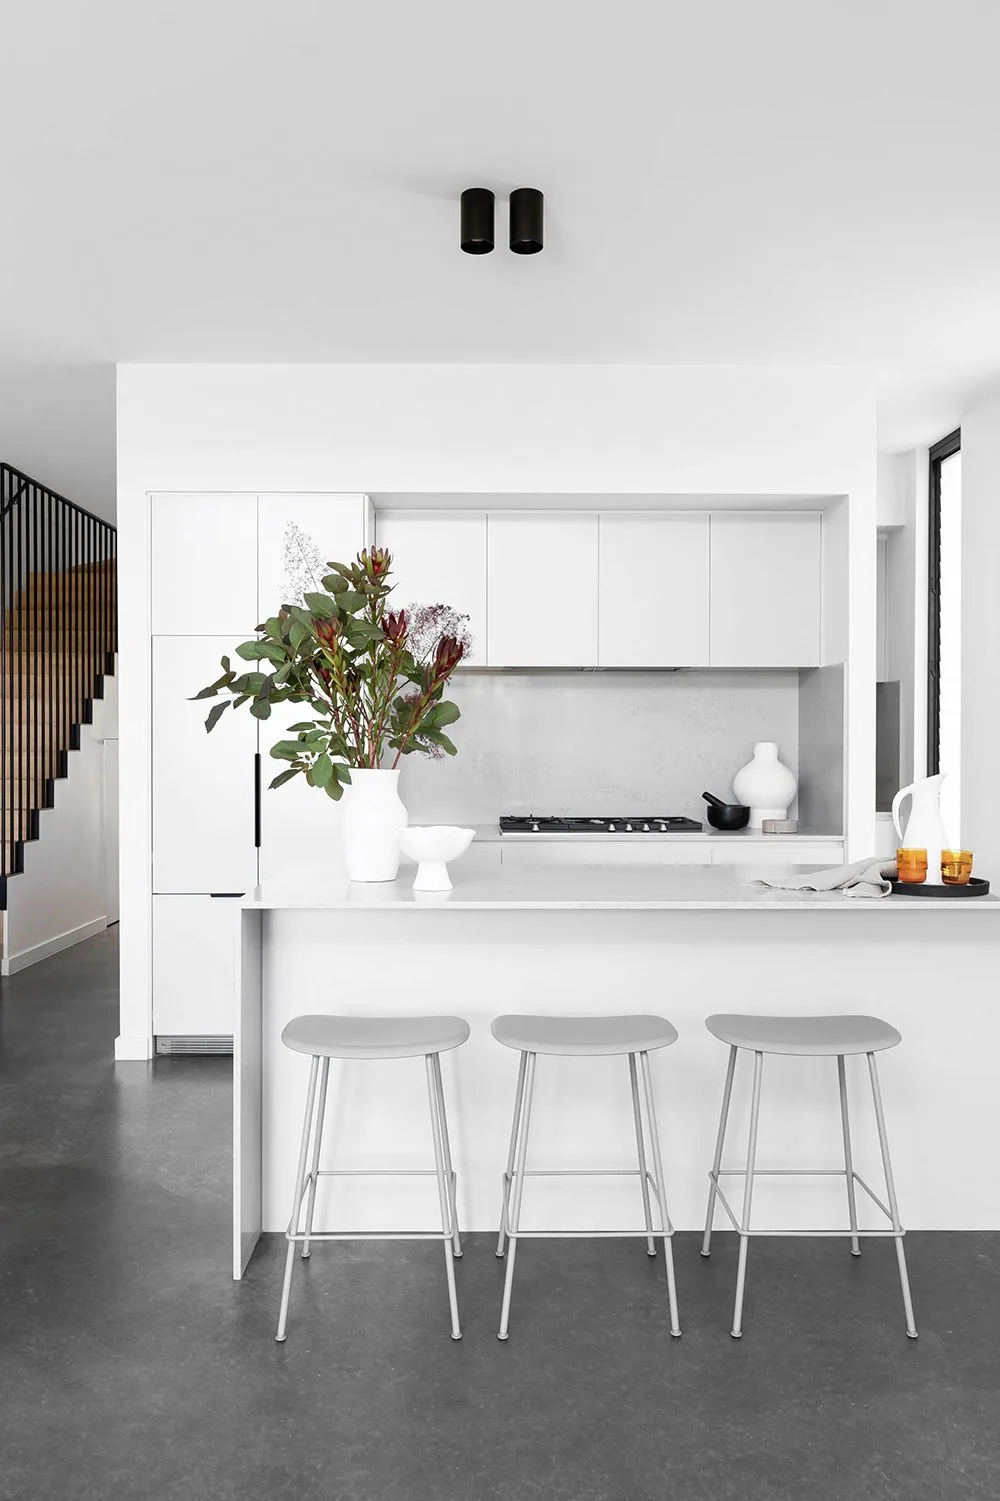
[[890, 876, 990, 898]]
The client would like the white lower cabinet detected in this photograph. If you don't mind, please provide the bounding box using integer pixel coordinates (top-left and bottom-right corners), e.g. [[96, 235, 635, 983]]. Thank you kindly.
[[152, 895, 240, 1037], [710, 841, 843, 865], [500, 841, 710, 868]]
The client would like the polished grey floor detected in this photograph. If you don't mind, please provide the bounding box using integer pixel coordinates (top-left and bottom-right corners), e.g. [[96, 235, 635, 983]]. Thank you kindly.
[[1, 930, 998, 1500]]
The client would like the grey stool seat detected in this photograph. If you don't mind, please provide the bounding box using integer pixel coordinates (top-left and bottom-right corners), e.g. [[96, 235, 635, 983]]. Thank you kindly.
[[492, 1014, 678, 1056], [705, 1013, 901, 1057], [282, 1014, 470, 1061]]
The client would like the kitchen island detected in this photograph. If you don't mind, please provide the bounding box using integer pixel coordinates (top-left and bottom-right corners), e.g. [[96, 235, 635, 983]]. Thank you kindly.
[[233, 862, 1000, 1276]]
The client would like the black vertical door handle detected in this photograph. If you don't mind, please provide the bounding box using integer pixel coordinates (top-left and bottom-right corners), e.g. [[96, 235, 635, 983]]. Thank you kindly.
[[254, 752, 262, 848]]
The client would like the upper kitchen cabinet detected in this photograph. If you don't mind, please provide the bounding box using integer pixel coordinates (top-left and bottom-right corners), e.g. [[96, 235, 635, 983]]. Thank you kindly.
[[375, 510, 488, 665], [257, 494, 372, 616], [599, 514, 710, 667], [709, 513, 822, 667], [487, 513, 599, 666], [151, 493, 259, 635]]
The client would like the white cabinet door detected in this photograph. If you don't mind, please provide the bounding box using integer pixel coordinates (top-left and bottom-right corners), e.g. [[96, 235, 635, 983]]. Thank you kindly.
[[152, 895, 240, 1036], [375, 510, 488, 665], [500, 840, 710, 867], [256, 697, 348, 886], [151, 493, 258, 635], [710, 840, 842, 865], [257, 494, 372, 615], [152, 636, 259, 894], [488, 513, 599, 666], [710, 513, 822, 667], [599, 514, 710, 666]]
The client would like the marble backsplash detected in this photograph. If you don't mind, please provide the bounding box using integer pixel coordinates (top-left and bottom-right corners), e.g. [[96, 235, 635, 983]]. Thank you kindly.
[[400, 670, 800, 825]]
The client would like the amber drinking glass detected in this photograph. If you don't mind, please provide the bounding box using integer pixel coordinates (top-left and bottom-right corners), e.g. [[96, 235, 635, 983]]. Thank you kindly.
[[941, 850, 973, 886], [896, 848, 927, 884]]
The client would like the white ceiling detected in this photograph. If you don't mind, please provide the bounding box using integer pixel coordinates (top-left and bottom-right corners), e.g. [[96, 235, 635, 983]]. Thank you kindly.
[[4, 0, 1000, 451]]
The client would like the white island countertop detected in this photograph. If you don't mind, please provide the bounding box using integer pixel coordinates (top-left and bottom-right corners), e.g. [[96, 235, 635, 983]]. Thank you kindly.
[[242, 861, 999, 912]]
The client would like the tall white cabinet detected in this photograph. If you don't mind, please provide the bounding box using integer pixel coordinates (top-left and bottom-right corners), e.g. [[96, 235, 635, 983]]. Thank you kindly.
[[149, 492, 371, 1042]]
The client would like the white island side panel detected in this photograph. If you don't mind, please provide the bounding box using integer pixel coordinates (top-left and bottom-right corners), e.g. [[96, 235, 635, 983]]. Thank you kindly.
[[234, 890, 1000, 1275]]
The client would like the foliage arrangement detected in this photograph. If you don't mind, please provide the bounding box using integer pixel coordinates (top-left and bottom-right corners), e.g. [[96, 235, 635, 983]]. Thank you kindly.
[[192, 547, 470, 799]]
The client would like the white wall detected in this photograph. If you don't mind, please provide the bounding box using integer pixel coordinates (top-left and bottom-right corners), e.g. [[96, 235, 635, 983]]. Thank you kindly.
[[2, 672, 118, 974], [116, 363, 878, 1056], [960, 391, 1000, 877], [0, 365, 116, 522]]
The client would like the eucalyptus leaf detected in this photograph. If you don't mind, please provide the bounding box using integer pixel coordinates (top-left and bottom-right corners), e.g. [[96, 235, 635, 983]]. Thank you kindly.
[[204, 702, 229, 733], [337, 590, 368, 613], [250, 700, 272, 719], [324, 778, 344, 800], [311, 755, 334, 788], [269, 767, 300, 790], [303, 592, 336, 619]]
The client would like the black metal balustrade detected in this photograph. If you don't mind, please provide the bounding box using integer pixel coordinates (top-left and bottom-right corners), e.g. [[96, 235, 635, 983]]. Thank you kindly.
[[0, 465, 117, 903]]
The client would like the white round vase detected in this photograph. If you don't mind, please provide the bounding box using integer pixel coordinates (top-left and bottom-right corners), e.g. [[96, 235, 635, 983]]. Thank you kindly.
[[732, 742, 797, 829], [342, 768, 408, 882]]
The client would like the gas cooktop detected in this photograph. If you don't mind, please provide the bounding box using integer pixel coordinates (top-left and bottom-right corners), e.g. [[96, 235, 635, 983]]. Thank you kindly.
[[498, 815, 703, 835]]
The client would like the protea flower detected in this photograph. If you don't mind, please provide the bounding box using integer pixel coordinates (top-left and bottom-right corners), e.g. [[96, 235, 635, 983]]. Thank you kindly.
[[314, 617, 339, 650], [359, 546, 391, 580], [433, 634, 465, 676], [384, 609, 408, 646]]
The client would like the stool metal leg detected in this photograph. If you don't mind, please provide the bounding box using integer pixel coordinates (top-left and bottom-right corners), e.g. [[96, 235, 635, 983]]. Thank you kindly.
[[496, 1049, 528, 1259], [731, 1049, 763, 1339], [431, 1052, 462, 1258], [498, 1051, 537, 1341], [867, 1052, 918, 1339], [629, 1053, 656, 1257], [275, 1053, 319, 1343], [426, 1055, 462, 1340], [301, 1056, 331, 1260], [639, 1051, 681, 1337], [838, 1054, 861, 1258], [702, 1044, 738, 1258]]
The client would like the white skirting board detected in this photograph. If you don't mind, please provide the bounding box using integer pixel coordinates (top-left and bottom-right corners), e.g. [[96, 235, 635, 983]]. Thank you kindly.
[[1, 915, 109, 976]]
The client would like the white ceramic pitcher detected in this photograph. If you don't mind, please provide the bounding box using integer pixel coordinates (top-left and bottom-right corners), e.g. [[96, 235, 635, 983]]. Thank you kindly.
[[891, 772, 951, 883]]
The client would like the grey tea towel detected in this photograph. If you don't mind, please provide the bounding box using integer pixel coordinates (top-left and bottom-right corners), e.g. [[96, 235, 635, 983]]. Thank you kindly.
[[746, 857, 897, 900]]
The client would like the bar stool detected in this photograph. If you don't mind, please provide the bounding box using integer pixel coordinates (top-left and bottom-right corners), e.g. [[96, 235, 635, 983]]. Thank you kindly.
[[275, 1013, 470, 1343], [492, 1014, 681, 1341], [700, 1013, 917, 1340]]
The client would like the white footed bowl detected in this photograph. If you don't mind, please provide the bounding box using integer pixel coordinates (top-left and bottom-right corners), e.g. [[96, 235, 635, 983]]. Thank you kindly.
[[398, 826, 476, 891]]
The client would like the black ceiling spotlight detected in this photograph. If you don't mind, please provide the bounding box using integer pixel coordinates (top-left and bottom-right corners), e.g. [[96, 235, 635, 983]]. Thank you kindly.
[[460, 188, 495, 254], [509, 188, 543, 254]]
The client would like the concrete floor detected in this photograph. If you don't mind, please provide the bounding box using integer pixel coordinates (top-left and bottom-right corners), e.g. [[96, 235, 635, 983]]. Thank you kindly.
[[1, 930, 998, 1500]]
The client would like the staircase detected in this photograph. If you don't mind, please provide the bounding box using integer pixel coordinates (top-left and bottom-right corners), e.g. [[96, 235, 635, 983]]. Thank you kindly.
[[1, 465, 117, 907]]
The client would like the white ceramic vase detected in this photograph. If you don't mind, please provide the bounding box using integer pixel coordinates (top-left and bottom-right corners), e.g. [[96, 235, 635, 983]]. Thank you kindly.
[[733, 742, 797, 829], [341, 768, 408, 882]]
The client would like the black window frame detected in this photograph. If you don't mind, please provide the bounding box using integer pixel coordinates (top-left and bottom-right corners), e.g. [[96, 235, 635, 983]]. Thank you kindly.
[[927, 427, 961, 775]]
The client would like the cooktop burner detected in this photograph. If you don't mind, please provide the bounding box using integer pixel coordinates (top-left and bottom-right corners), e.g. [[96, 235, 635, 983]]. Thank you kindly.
[[499, 815, 703, 835]]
